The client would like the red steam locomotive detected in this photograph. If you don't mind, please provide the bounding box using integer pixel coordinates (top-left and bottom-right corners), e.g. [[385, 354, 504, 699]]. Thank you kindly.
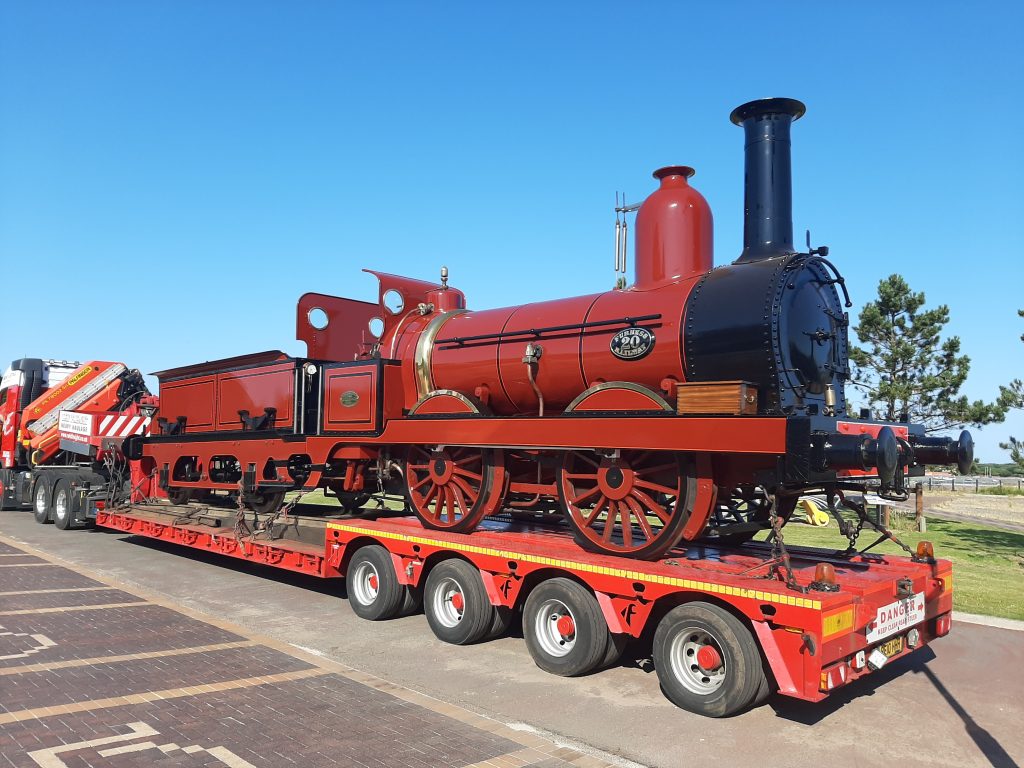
[[138, 98, 972, 559]]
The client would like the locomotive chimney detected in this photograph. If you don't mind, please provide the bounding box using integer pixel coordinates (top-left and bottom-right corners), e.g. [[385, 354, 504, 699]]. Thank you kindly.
[[633, 166, 713, 291], [730, 97, 805, 262]]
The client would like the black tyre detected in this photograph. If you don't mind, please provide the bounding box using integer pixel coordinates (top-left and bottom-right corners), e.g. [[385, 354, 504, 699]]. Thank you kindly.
[[399, 584, 423, 616], [247, 490, 285, 515], [52, 478, 77, 530], [32, 476, 54, 524], [653, 602, 762, 717], [602, 632, 628, 669], [347, 545, 405, 621], [750, 666, 772, 708], [167, 487, 193, 505], [423, 559, 494, 645], [0, 469, 17, 510], [486, 606, 514, 640], [523, 578, 611, 677], [338, 491, 371, 514]]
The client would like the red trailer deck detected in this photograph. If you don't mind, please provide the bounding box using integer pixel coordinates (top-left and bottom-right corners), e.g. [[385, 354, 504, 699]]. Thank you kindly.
[[95, 503, 953, 717]]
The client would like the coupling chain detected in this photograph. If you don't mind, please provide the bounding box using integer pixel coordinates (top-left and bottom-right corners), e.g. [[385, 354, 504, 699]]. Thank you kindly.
[[829, 489, 914, 558]]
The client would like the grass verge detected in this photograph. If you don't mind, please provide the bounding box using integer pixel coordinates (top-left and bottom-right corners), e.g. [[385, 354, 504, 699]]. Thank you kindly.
[[777, 516, 1024, 621]]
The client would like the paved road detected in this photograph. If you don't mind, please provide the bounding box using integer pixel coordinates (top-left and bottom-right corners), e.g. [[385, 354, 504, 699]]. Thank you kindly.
[[2, 510, 1022, 768], [0, 532, 613, 767]]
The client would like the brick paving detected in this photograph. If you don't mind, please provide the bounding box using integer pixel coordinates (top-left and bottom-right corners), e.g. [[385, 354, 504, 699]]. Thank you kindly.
[[0, 537, 610, 768]]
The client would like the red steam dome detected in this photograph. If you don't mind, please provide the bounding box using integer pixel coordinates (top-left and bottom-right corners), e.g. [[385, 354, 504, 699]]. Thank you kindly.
[[633, 166, 713, 290]]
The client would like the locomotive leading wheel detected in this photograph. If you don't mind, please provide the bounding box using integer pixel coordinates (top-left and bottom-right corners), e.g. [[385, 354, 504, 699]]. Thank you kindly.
[[246, 490, 286, 515], [558, 450, 695, 559], [704, 488, 798, 545], [405, 445, 498, 532]]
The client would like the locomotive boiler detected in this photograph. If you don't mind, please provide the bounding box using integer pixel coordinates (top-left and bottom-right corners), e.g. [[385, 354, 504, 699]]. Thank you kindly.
[[142, 98, 973, 560]]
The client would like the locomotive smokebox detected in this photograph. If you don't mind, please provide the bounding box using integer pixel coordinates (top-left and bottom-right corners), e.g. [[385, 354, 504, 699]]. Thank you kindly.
[[633, 165, 713, 290], [731, 97, 806, 262]]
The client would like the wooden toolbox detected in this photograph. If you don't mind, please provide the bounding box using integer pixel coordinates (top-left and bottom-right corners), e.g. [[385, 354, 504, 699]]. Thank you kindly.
[[676, 381, 758, 415]]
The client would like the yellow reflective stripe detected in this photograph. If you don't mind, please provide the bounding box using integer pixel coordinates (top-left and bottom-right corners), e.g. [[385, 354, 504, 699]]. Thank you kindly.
[[822, 607, 855, 638], [326, 522, 823, 611]]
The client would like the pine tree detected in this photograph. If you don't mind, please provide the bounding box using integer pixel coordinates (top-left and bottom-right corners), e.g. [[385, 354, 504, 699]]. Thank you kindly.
[[998, 309, 1024, 471], [849, 275, 1004, 433]]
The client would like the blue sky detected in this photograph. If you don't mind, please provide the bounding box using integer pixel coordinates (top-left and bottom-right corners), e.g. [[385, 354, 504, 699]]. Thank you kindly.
[[1, 2, 1021, 460]]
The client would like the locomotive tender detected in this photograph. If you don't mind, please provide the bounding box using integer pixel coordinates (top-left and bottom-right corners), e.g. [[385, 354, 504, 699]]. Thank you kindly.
[[142, 98, 972, 559]]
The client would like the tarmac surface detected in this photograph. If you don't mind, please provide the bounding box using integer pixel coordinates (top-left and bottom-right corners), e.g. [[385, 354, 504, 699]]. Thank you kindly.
[[1, 510, 1022, 768]]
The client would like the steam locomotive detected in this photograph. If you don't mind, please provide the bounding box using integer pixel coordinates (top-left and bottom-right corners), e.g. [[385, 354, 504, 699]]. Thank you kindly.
[[140, 98, 972, 560]]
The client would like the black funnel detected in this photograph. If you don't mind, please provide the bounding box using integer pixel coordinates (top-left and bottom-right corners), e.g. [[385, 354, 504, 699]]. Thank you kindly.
[[730, 97, 806, 262]]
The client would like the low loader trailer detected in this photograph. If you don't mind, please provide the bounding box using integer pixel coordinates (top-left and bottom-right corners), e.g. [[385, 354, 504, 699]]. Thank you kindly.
[[89, 499, 953, 718]]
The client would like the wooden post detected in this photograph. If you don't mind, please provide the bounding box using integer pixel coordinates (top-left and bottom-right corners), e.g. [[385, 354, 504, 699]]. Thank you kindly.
[[915, 482, 926, 533], [881, 504, 891, 528]]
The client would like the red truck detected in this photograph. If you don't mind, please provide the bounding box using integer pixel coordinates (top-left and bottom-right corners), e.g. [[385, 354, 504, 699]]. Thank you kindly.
[[0, 357, 156, 527]]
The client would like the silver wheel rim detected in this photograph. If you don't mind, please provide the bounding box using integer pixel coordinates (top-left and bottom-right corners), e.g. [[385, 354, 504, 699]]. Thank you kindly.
[[35, 485, 47, 515], [55, 490, 68, 521], [351, 561, 379, 606], [669, 626, 727, 695], [431, 576, 464, 628], [533, 598, 576, 658]]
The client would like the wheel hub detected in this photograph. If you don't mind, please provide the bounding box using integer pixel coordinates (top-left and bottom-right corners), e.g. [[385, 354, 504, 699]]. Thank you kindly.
[[598, 463, 635, 500], [555, 615, 576, 638], [450, 591, 464, 612], [696, 644, 722, 672], [430, 455, 454, 484]]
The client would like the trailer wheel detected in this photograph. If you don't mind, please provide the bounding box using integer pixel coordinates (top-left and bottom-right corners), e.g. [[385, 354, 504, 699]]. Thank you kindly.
[[653, 602, 762, 717], [32, 476, 54, 524], [347, 545, 404, 621], [486, 606, 514, 640], [523, 578, 610, 676], [423, 559, 493, 645], [52, 478, 77, 530]]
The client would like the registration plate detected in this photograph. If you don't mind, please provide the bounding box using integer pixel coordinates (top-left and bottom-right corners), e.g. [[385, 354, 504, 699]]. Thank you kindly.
[[866, 592, 925, 642], [879, 636, 904, 658]]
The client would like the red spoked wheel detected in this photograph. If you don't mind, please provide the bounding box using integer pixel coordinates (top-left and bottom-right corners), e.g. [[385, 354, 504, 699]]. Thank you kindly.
[[404, 445, 499, 532], [558, 450, 696, 559]]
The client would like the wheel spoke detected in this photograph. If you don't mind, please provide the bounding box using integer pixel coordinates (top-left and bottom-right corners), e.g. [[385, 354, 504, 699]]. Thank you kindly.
[[452, 466, 483, 482], [569, 484, 601, 506], [636, 461, 676, 476], [602, 507, 617, 543], [625, 495, 656, 540], [634, 478, 679, 497], [582, 496, 608, 526], [451, 484, 468, 516], [410, 474, 433, 491], [619, 503, 633, 548], [631, 488, 672, 524], [450, 474, 480, 501], [564, 472, 600, 482]]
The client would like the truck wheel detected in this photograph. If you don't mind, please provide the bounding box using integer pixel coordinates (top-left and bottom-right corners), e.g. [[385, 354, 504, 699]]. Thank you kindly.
[[423, 559, 493, 645], [32, 476, 54, 524], [347, 545, 404, 620], [523, 578, 610, 676], [52, 478, 77, 530], [653, 602, 761, 717]]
